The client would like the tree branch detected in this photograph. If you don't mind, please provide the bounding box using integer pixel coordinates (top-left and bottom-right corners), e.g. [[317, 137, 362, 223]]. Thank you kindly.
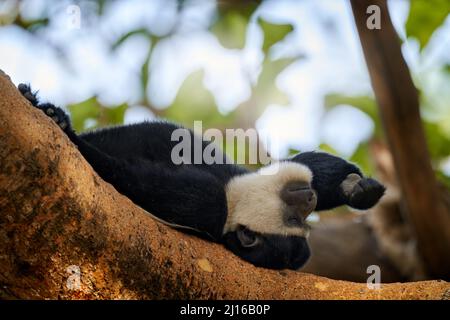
[[0, 70, 448, 299], [350, 0, 450, 279]]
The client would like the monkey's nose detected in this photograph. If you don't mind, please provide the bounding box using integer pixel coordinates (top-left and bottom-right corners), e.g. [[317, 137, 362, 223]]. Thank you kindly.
[[298, 191, 317, 219], [282, 184, 315, 204], [281, 181, 317, 220], [301, 190, 315, 203]]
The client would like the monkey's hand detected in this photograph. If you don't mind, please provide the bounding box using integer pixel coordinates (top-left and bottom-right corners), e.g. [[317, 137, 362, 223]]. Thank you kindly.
[[18, 83, 72, 132], [341, 173, 385, 210]]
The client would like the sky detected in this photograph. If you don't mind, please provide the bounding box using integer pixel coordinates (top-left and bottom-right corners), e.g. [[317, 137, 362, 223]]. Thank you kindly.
[[0, 0, 449, 161]]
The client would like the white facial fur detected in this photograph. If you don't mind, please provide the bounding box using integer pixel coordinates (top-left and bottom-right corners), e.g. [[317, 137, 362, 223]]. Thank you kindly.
[[223, 162, 313, 237]]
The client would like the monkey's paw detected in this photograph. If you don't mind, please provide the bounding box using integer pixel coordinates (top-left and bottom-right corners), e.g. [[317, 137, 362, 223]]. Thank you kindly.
[[18, 83, 39, 107], [341, 173, 385, 210], [18, 83, 71, 131], [39, 103, 71, 131]]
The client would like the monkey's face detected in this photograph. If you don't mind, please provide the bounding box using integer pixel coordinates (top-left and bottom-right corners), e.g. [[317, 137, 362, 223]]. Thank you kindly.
[[222, 226, 311, 269], [222, 162, 316, 269]]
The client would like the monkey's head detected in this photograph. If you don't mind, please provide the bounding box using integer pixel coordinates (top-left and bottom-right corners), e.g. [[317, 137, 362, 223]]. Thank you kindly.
[[222, 162, 316, 269]]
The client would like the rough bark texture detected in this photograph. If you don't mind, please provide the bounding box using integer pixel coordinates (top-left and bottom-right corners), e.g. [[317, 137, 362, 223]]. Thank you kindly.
[[350, 0, 450, 279], [0, 70, 448, 299]]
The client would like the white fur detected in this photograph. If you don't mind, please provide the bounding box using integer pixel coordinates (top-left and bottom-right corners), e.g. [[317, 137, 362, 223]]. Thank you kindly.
[[224, 162, 313, 237]]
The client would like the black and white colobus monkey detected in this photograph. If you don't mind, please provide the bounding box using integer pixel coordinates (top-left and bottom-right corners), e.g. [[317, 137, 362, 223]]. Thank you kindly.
[[19, 84, 385, 270]]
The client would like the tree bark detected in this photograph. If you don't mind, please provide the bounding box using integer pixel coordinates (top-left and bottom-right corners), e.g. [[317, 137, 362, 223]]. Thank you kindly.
[[350, 0, 450, 279], [0, 70, 448, 299]]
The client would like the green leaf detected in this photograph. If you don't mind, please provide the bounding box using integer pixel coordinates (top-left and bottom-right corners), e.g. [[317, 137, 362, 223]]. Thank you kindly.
[[68, 97, 100, 132], [110, 29, 157, 104], [104, 103, 128, 125], [318, 143, 338, 155], [210, 10, 249, 49], [209, 1, 257, 49], [320, 139, 374, 176], [253, 57, 295, 107], [424, 120, 450, 159], [232, 56, 297, 127], [96, 0, 107, 16], [287, 148, 301, 156], [111, 28, 150, 50], [318, 143, 374, 174], [349, 142, 373, 176], [68, 97, 127, 132], [406, 0, 450, 51], [19, 17, 49, 31], [444, 64, 450, 74], [140, 43, 153, 103], [163, 70, 236, 129], [257, 57, 294, 104], [257, 17, 294, 53], [162, 70, 253, 164], [436, 170, 450, 190]]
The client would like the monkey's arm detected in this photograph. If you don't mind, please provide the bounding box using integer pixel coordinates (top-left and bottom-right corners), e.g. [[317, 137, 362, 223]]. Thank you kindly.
[[292, 151, 385, 211], [18, 84, 227, 240]]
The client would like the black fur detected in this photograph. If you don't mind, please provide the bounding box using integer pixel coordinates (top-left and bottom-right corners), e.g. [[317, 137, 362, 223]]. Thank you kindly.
[[19, 83, 385, 270], [291, 152, 385, 210], [223, 231, 310, 270]]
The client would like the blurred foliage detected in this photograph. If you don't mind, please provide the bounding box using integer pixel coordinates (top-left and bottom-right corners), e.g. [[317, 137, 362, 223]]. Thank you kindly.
[[111, 29, 159, 105], [436, 171, 450, 190], [162, 70, 237, 129], [2, 0, 449, 180], [257, 17, 293, 53], [324, 94, 382, 139], [406, 0, 450, 50], [322, 3, 450, 179], [68, 97, 127, 132], [424, 121, 450, 160], [349, 142, 372, 176], [324, 89, 450, 176], [111, 28, 151, 50], [252, 57, 294, 106], [0, 1, 48, 30], [323, 94, 379, 175], [210, 9, 248, 49], [169, 7, 290, 164], [317, 144, 337, 155]]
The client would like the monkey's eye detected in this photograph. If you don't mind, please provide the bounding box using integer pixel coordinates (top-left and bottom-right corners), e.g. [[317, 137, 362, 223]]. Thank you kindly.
[[287, 216, 301, 226], [236, 226, 260, 248]]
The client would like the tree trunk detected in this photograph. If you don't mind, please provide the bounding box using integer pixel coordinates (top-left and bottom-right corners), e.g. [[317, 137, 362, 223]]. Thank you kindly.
[[0, 70, 448, 299], [350, 0, 450, 279]]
